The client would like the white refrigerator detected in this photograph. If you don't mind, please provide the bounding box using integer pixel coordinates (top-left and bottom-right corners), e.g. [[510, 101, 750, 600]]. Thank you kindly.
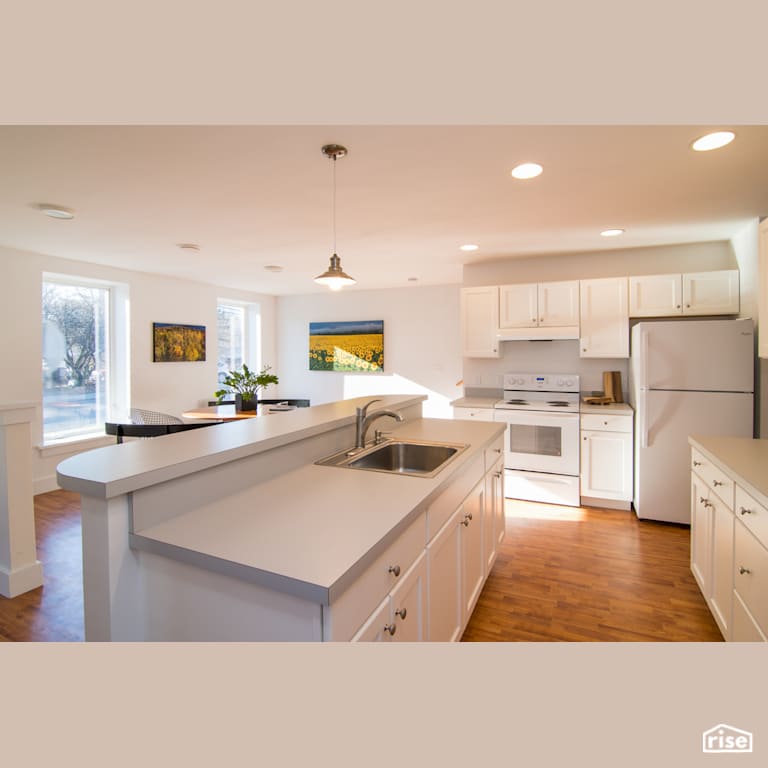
[[629, 318, 754, 524]]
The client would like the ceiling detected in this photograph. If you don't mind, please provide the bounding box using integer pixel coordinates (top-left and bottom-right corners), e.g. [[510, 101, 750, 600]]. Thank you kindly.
[[1, 125, 767, 296]]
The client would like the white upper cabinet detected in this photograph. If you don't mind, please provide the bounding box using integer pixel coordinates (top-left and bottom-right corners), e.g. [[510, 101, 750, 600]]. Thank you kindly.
[[629, 270, 739, 317], [537, 281, 580, 327], [499, 283, 538, 328], [461, 286, 500, 358], [629, 273, 682, 316], [498, 280, 579, 338], [683, 270, 739, 316], [579, 276, 629, 358]]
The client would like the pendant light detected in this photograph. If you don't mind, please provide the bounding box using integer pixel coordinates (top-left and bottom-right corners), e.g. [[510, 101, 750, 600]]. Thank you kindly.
[[314, 144, 356, 290]]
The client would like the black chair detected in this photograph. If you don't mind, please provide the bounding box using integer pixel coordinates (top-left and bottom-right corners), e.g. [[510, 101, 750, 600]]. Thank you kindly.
[[105, 408, 220, 444]]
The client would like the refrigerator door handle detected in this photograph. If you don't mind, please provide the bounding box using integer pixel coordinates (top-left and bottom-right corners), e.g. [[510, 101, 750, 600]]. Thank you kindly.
[[639, 388, 649, 448]]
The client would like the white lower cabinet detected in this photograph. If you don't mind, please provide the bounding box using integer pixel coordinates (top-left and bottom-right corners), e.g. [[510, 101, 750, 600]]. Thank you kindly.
[[580, 412, 633, 509], [690, 444, 768, 642], [426, 506, 463, 641], [353, 434, 505, 642], [352, 552, 426, 642]]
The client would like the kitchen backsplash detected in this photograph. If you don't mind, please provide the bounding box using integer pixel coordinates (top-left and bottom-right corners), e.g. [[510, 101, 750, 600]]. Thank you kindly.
[[462, 339, 629, 395]]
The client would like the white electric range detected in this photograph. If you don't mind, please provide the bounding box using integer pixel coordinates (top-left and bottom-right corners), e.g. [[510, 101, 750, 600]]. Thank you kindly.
[[494, 372, 581, 507]]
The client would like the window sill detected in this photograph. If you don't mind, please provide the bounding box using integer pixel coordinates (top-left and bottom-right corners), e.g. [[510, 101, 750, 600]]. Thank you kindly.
[[36, 434, 114, 458]]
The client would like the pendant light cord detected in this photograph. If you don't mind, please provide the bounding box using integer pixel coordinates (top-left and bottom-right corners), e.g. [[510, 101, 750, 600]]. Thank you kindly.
[[332, 154, 337, 254]]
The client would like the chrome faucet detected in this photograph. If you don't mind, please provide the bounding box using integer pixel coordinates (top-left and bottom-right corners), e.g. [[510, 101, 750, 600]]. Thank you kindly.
[[354, 398, 403, 449]]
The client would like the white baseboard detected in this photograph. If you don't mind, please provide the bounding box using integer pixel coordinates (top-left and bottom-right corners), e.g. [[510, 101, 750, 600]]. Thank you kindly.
[[34, 474, 61, 495], [0, 560, 44, 598]]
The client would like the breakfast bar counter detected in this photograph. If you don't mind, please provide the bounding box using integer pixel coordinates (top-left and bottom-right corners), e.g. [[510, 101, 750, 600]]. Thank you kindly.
[[57, 395, 506, 642]]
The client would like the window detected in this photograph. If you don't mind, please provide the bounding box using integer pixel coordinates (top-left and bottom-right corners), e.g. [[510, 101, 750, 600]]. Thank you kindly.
[[217, 300, 260, 381], [42, 276, 127, 444]]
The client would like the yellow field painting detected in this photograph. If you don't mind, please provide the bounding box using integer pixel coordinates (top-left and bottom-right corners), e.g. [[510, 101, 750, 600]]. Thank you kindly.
[[309, 321, 384, 372]]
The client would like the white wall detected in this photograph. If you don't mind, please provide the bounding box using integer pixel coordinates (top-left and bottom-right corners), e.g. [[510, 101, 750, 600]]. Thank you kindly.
[[731, 219, 764, 437], [275, 285, 462, 418], [462, 241, 738, 397], [0, 245, 276, 491]]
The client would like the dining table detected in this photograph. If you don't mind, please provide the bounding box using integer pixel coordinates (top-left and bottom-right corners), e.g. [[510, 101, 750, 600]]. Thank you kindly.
[[181, 404, 261, 421]]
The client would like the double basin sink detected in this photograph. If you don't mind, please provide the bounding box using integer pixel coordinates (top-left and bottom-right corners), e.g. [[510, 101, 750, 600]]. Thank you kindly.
[[316, 438, 469, 478]]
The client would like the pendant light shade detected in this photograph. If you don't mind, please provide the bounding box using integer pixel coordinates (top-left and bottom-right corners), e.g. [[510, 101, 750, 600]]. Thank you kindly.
[[314, 253, 356, 290], [315, 144, 356, 290]]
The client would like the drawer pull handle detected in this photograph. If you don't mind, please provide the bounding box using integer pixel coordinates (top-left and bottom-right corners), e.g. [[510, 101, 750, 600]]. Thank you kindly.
[[702, 499, 712, 508], [466, 512, 473, 521], [395, 607, 407, 620], [699, 496, 707, 504], [495, 471, 503, 478], [461, 518, 470, 527], [388, 564, 401, 577], [494, 448, 502, 454], [384, 623, 397, 636], [739, 566, 751, 575], [693, 460, 702, 466], [739, 507, 753, 516], [713, 480, 723, 487]]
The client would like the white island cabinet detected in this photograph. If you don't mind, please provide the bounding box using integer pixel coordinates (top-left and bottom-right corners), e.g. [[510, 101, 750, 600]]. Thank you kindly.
[[689, 436, 768, 642], [57, 394, 506, 642]]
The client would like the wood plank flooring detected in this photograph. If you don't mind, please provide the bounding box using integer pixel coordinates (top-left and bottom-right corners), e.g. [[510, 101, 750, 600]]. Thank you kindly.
[[1, 491, 722, 642], [461, 499, 723, 642]]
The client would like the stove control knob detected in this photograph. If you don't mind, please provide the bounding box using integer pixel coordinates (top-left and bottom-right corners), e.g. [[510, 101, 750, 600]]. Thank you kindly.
[[565, 378, 574, 387], [557, 378, 564, 386]]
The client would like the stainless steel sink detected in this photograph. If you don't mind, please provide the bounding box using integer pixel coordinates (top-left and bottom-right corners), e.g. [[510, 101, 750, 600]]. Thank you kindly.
[[315, 438, 469, 478]]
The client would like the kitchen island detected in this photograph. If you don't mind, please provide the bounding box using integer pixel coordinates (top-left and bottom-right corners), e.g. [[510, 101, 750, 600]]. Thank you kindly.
[[57, 395, 506, 642]]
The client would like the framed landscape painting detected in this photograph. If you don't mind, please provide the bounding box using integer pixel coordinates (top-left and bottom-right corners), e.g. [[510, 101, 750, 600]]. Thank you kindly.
[[152, 322, 206, 362], [309, 320, 384, 372]]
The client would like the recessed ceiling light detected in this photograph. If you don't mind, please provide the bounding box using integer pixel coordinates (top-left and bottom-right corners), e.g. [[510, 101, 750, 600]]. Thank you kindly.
[[176, 243, 200, 251], [408, 277, 419, 282], [510, 163, 543, 180], [264, 265, 283, 273], [691, 131, 736, 152], [600, 228, 625, 237], [36, 203, 75, 219], [460, 244, 479, 251]]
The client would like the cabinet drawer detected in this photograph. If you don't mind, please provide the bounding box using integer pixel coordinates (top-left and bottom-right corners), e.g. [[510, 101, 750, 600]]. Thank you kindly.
[[580, 413, 633, 432], [328, 511, 426, 641], [452, 407, 495, 421], [735, 485, 768, 546], [691, 448, 734, 510], [734, 519, 768, 634]]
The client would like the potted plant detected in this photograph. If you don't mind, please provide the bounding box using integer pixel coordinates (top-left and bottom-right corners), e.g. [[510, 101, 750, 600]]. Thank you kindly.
[[214, 364, 279, 412]]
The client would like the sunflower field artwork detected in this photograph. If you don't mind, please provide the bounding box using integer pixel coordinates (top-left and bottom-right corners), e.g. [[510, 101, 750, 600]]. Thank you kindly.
[[152, 322, 206, 362], [309, 320, 384, 372]]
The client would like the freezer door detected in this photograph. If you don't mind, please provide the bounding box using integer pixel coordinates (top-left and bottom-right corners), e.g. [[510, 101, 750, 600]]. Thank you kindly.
[[634, 389, 753, 523], [632, 319, 754, 392]]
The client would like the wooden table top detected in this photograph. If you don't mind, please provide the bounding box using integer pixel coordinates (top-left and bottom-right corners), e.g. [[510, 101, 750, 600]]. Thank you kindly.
[[181, 405, 260, 420]]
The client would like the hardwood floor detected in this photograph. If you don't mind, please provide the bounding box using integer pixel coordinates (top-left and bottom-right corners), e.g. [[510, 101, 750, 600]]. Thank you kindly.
[[0, 490, 84, 642], [461, 499, 723, 642], [1, 491, 722, 642]]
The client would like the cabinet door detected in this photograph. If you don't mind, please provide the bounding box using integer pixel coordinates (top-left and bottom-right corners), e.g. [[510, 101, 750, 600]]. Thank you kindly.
[[538, 281, 579, 327], [460, 482, 485, 627], [483, 456, 505, 573], [580, 429, 633, 501], [461, 286, 500, 357], [628, 274, 683, 317], [690, 474, 712, 598], [388, 552, 425, 642], [579, 277, 629, 358], [499, 283, 538, 328], [683, 270, 739, 315], [709, 495, 734, 640], [426, 508, 462, 641]]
